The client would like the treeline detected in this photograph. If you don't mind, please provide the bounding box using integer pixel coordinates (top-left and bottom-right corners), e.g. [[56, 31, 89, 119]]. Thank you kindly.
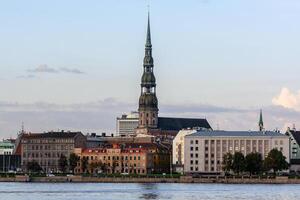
[[27, 153, 80, 173], [222, 148, 289, 175]]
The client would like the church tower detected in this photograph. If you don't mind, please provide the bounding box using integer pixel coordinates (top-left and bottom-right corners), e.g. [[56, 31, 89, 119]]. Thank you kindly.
[[138, 13, 159, 129]]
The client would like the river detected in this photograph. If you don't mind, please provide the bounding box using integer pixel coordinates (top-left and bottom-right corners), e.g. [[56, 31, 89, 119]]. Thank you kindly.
[[0, 182, 299, 200]]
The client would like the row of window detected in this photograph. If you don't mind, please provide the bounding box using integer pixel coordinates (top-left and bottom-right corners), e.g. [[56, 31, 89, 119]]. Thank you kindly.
[[82, 155, 144, 161]]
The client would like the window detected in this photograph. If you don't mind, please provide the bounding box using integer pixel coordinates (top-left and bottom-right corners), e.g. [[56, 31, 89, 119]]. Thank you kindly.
[[190, 140, 194, 145], [195, 140, 198, 144], [195, 147, 198, 151], [190, 167, 193, 171], [195, 153, 198, 158], [190, 160, 193, 165], [190, 153, 194, 158], [190, 147, 194, 151]]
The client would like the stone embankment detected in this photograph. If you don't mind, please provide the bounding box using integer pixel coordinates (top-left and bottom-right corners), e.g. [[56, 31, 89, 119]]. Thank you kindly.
[[1, 175, 300, 184]]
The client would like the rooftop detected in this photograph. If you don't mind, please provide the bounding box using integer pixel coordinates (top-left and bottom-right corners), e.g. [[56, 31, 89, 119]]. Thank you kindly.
[[289, 130, 300, 145], [158, 117, 211, 131], [22, 131, 83, 139], [187, 130, 287, 137]]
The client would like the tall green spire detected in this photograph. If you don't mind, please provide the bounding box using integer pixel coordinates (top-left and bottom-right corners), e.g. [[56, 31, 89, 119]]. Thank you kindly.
[[138, 11, 158, 129], [146, 12, 152, 47], [259, 109, 264, 131]]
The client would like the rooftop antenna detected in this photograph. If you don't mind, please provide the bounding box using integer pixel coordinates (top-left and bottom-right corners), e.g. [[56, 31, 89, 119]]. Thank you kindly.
[[293, 124, 296, 131], [21, 121, 25, 134]]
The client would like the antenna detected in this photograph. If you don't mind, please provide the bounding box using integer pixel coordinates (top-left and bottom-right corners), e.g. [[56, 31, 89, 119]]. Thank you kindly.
[[21, 121, 25, 134], [293, 124, 296, 131]]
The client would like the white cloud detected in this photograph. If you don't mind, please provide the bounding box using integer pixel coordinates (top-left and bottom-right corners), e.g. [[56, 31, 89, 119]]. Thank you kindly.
[[26, 65, 85, 75], [27, 64, 58, 73], [60, 67, 85, 74], [272, 87, 300, 111]]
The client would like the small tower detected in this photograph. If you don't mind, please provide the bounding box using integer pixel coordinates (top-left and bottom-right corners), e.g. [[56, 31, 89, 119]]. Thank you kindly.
[[259, 109, 264, 131], [138, 12, 158, 129]]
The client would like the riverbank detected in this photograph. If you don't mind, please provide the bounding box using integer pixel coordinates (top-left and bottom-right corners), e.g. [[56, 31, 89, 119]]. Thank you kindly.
[[1, 175, 300, 184]]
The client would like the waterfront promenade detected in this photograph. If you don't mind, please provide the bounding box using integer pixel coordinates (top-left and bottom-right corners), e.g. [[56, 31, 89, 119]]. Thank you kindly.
[[1, 175, 300, 184]]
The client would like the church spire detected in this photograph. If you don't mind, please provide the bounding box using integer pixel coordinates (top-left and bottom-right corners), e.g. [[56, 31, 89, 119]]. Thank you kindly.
[[146, 12, 151, 47], [259, 109, 264, 131], [138, 12, 158, 129]]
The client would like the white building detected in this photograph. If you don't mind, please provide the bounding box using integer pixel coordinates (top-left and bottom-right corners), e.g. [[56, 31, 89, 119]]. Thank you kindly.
[[172, 129, 197, 173], [172, 129, 197, 165], [184, 130, 290, 174], [116, 112, 139, 137]]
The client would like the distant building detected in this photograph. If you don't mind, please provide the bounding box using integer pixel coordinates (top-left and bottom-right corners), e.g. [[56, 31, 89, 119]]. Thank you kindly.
[[286, 128, 300, 159], [0, 140, 15, 155], [184, 130, 290, 174], [74, 143, 170, 175], [19, 131, 86, 173], [134, 13, 211, 140], [0, 155, 21, 172], [286, 128, 300, 172], [172, 129, 198, 173], [116, 112, 139, 137], [86, 133, 155, 148]]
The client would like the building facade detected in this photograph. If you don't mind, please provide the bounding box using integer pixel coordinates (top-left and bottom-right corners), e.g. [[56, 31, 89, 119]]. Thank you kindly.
[[20, 131, 86, 172], [0, 140, 15, 155], [172, 129, 197, 173], [286, 128, 300, 172], [116, 112, 139, 137], [184, 131, 290, 174], [74, 143, 170, 175], [286, 128, 300, 159]]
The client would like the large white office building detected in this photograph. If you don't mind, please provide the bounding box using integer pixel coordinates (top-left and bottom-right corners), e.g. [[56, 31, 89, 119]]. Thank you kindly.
[[116, 112, 139, 137], [184, 130, 290, 174]]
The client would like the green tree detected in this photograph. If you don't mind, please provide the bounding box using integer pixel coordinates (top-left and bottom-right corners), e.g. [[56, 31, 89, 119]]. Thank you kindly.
[[264, 148, 289, 175], [232, 152, 245, 175], [81, 157, 89, 174], [58, 154, 68, 173], [27, 160, 42, 173], [89, 162, 102, 174], [245, 152, 263, 175], [68, 153, 80, 174], [222, 152, 233, 174]]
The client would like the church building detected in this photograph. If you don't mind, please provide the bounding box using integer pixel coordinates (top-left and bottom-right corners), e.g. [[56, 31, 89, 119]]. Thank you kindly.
[[135, 13, 212, 139]]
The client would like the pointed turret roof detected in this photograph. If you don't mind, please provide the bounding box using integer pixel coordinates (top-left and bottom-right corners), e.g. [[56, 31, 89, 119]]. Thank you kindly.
[[259, 109, 264, 131], [146, 12, 152, 47]]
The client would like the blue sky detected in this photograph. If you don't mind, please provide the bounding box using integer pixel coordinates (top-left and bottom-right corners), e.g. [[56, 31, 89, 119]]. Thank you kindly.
[[1, 0, 300, 138]]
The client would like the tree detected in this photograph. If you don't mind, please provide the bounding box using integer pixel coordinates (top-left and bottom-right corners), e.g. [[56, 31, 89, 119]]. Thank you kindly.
[[89, 162, 101, 174], [27, 160, 42, 173], [264, 148, 289, 175], [245, 152, 263, 175], [58, 154, 68, 173], [222, 152, 233, 174], [81, 157, 89, 174], [68, 153, 80, 174], [232, 152, 245, 175]]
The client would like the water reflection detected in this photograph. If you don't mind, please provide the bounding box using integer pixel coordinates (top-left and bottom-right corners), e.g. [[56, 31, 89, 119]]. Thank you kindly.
[[139, 183, 159, 199]]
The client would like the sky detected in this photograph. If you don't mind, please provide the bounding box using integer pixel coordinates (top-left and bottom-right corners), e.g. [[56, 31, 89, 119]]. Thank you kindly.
[[1, 0, 300, 139]]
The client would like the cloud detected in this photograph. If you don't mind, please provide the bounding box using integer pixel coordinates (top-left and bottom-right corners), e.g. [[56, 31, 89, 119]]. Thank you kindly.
[[60, 67, 85, 74], [272, 87, 300, 111], [16, 74, 36, 79], [1, 99, 300, 140], [26, 65, 85, 75], [27, 64, 58, 73]]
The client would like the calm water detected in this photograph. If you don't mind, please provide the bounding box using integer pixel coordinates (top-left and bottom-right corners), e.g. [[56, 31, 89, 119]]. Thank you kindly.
[[0, 183, 299, 200]]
